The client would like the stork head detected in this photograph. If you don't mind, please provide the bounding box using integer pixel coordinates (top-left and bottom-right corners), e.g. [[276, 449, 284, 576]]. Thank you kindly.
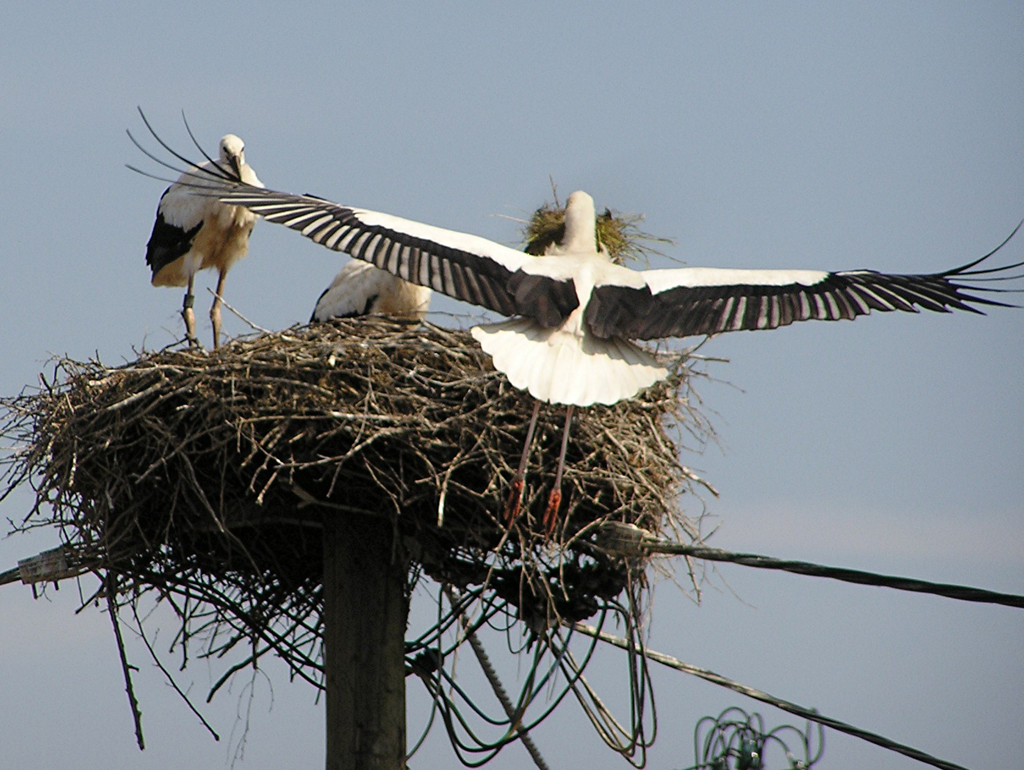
[[219, 134, 246, 179], [561, 191, 598, 254]]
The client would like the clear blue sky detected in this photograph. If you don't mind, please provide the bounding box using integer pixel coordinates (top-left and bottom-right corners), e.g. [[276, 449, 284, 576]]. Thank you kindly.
[[1, 3, 1021, 769]]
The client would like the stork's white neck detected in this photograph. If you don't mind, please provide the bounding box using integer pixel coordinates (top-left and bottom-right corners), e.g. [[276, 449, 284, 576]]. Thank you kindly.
[[562, 191, 598, 254]]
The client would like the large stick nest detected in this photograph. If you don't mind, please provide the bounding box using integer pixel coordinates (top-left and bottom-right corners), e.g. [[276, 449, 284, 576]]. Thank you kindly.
[[2, 319, 712, 679]]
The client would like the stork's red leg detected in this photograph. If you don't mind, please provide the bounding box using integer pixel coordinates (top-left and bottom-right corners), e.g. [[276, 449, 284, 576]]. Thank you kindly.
[[504, 400, 542, 523], [542, 405, 574, 535]]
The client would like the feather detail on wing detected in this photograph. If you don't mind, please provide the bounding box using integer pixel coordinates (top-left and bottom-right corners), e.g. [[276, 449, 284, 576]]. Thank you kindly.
[[220, 187, 564, 319], [587, 237, 1023, 341]]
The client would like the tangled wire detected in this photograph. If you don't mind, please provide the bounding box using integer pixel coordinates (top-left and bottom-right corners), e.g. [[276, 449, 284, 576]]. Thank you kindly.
[[687, 707, 824, 769]]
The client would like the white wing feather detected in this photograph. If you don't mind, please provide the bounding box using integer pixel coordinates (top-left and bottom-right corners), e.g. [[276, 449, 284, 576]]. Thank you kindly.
[[472, 319, 666, 406]]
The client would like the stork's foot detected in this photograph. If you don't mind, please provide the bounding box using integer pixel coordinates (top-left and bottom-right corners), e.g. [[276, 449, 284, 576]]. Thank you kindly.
[[541, 405, 573, 536], [541, 487, 562, 536], [503, 478, 525, 524]]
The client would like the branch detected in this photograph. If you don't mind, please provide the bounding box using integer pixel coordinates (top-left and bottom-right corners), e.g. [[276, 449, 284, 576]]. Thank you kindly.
[[105, 573, 145, 750]]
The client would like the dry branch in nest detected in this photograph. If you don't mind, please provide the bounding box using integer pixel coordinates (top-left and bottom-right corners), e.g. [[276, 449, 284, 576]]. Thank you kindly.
[[1, 318, 712, 686]]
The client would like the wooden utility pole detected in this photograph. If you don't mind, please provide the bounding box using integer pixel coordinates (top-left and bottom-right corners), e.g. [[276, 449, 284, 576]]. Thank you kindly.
[[322, 513, 408, 770]]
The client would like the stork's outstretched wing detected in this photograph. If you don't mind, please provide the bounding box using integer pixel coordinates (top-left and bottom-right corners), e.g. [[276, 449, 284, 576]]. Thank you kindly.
[[585, 225, 1023, 340], [220, 186, 581, 324]]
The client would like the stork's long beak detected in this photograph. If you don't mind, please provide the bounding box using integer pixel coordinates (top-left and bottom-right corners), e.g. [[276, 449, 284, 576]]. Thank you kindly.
[[229, 155, 243, 181]]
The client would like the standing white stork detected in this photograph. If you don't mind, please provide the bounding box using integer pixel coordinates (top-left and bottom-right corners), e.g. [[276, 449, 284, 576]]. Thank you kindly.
[[310, 260, 432, 322], [145, 134, 263, 348], [207, 182, 1021, 529]]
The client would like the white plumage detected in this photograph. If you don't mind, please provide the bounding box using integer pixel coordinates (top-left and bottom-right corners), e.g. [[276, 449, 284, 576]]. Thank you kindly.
[[311, 260, 431, 322], [470, 191, 667, 405], [145, 134, 263, 348], [213, 185, 1022, 407]]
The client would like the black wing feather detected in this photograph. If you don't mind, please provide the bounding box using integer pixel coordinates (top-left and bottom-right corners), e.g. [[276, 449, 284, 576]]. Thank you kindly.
[[224, 189, 580, 324], [589, 250, 1020, 341], [145, 194, 203, 276]]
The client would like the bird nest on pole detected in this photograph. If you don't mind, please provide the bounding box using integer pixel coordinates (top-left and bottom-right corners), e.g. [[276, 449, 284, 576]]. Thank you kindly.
[[1, 319, 712, 685]]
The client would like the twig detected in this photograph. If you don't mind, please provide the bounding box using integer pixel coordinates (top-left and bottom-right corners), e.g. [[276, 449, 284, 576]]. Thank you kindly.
[[208, 289, 272, 335], [130, 603, 221, 742], [105, 572, 145, 750]]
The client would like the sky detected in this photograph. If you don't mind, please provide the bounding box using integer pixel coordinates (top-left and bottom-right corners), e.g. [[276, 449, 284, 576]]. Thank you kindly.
[[1, 3, 1021, 769]]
